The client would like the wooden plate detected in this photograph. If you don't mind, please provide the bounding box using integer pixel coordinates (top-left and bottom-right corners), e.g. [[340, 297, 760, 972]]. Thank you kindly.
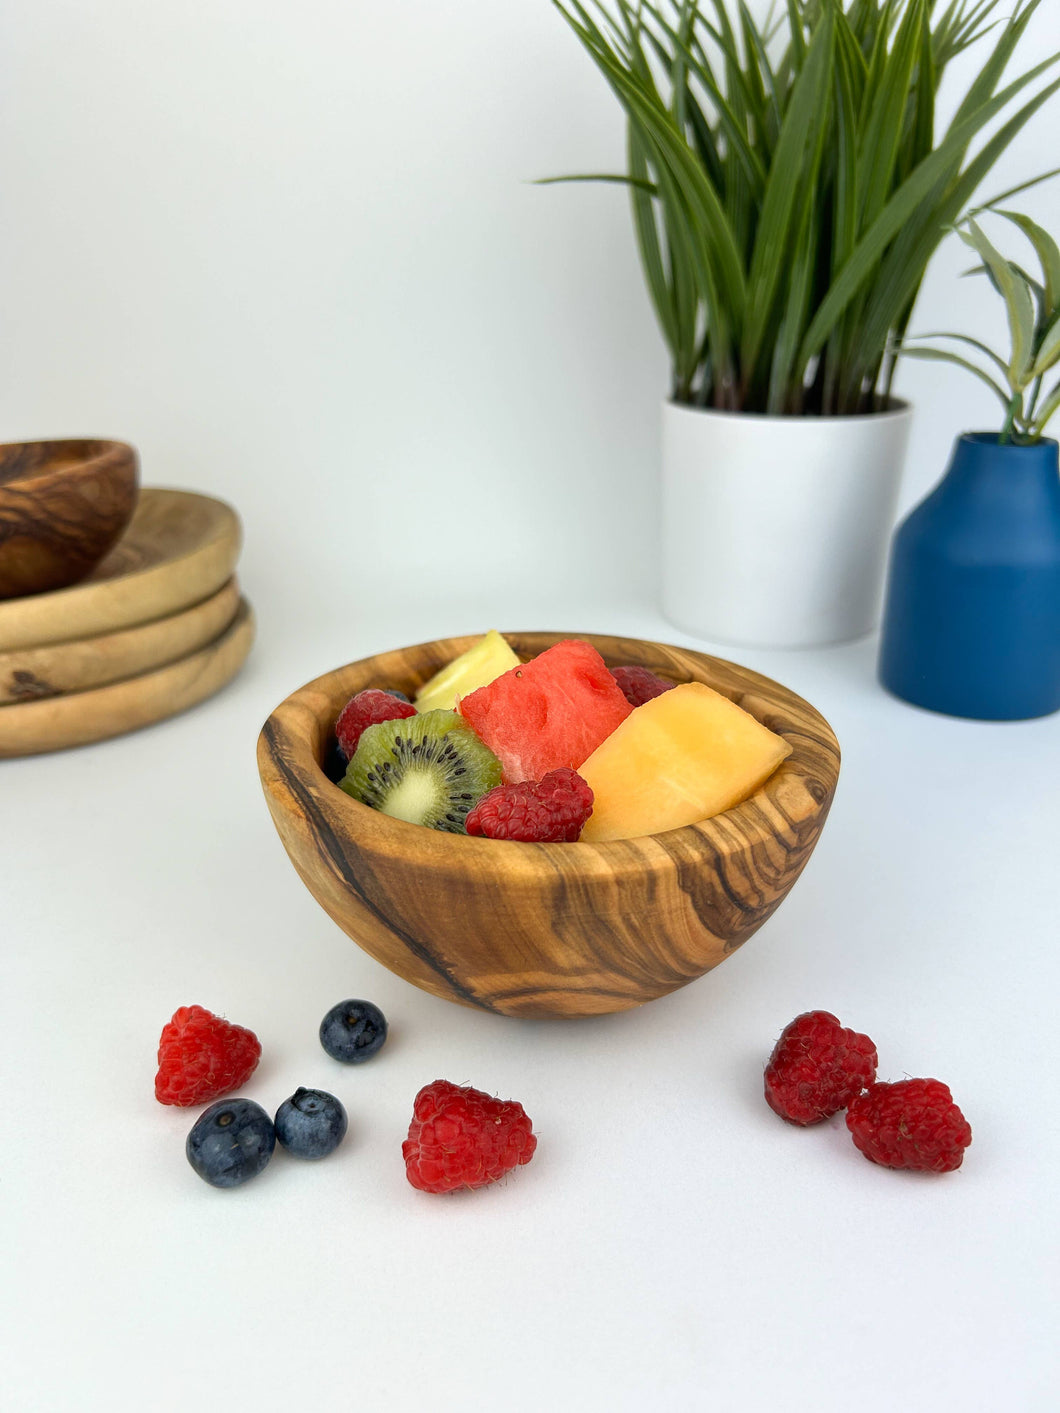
[[0, 599, 254, 757], [0, 489, 241, 652], [0, 577, 241, 705]]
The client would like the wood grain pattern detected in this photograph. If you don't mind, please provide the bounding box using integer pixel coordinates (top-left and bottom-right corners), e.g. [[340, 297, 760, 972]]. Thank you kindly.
[[0, 577, 240, 704], [0, 598, 254, 757], [0, 440, 139, 598], [0, 489, 241, 652], [257, 632, 841, 1019]]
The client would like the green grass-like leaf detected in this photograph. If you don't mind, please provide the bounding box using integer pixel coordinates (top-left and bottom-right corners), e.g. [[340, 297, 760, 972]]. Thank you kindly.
[[958, 220, 1037, 384], [1031, 378, 1060, 436], [898, 345, 1011, 408], [1031, 315, 1060, 379], [903, 207, 1060, 439], [549, 0, 1060, 414], [997, 209, 1060, 314]]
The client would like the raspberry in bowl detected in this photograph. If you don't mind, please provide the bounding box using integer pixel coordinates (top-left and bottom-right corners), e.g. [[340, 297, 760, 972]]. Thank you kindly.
[[256, 632, 840, 1019]]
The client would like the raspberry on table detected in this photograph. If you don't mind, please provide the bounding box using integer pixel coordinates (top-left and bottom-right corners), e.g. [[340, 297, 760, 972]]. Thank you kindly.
[[611, 664, 676, 708], [155, 1005, 262, 1107], [846, 1079, 972, 1173], [402, 1080, 537, 1194], [465, 767, 594, 842], [335, 689, 416, 761], [764, 1010, 878, 1125]]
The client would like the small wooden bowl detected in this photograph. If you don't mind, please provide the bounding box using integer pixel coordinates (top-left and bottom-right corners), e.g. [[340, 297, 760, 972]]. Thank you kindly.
[[0, 440, 139, 599], [257, 633, 841, 1019]]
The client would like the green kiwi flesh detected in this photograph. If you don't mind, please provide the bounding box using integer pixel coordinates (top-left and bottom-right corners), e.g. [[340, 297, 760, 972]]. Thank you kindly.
[[340, 710, 502, 833]]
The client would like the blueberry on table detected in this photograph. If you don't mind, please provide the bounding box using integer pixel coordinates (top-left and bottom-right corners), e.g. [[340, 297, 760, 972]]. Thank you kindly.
[[186, 1098, 275, 1188], [319, 999, 388, 1063], [275, 1088, 348, 1159]]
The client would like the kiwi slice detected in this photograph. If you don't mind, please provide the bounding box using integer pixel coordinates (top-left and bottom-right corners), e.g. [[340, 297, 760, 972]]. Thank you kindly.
[[340, 710, 502, 833]]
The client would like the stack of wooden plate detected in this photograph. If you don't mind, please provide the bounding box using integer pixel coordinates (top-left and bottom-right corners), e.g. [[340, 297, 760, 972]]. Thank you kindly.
[[0, 489, 254, 757]]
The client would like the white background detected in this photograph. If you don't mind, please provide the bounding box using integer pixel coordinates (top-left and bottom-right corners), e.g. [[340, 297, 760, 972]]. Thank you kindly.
[[2, 3, 1059, 1410]]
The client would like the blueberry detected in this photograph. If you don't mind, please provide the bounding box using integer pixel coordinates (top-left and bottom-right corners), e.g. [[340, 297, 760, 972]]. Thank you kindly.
[[274, 1087, 348, 1159], [319, 999, 388, 1063], [382, 688, 411, 703], [186, 1098, 275, 1189], [324, 738, 349, 782]]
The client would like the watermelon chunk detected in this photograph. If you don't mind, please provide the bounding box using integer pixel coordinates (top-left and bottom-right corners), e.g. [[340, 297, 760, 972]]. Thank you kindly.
[[458, 639, 633, 783]]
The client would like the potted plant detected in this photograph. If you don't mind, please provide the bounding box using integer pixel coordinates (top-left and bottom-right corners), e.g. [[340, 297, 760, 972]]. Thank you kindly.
[[550, 0, 1060, 646], [878, 213, 1060, 719]]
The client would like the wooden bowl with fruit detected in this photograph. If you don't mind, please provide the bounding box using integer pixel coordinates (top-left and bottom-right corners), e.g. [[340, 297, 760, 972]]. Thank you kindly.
[[257, 631, 840, 1020]]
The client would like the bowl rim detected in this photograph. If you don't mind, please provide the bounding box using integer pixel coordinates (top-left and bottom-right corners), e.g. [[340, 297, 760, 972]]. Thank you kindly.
[[0, 438, 138, 495], [258, 630, 841, 870]]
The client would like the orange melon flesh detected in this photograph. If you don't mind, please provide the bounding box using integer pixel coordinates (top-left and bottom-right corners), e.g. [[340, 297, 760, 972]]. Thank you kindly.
[[578, 681, 792, 842]]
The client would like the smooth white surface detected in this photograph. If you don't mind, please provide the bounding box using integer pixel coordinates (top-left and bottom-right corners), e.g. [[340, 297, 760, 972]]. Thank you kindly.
[[2, 1, 1060, 1409], [662, 402, 912, 647], [3, 602, 1060, 1413]]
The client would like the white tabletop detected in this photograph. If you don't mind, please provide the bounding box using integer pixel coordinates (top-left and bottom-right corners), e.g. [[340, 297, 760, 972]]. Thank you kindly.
[[3, 0, 1060, 1402], [3, 583, 1058, 1413]]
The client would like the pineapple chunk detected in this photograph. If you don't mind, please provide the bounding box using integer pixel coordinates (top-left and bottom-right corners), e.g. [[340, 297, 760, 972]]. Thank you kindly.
[[578, 681, 792, 842], [414, 630, 520, 714]]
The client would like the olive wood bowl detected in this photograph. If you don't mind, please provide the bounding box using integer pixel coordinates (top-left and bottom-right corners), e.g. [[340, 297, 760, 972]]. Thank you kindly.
[[257, 632, 841, 1019], [0, 439, 139, 599]]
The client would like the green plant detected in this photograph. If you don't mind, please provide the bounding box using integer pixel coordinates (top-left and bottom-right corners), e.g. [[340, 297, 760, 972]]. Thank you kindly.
[[901, 212, 1060, 442], [548, 1, 1060, 416]]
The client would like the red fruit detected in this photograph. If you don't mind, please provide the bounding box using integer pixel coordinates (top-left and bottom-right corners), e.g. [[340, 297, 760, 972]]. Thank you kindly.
[[458, 639, 632, 783], [764, 1010, 878, 1125], [402, 1080, 537, 1194], [335, 689, 416, 761], [465, 767, 594, 842], [611, 664, 675, 707], [846, 1079, 972, 1173], [154, 1005, 262, 1107]]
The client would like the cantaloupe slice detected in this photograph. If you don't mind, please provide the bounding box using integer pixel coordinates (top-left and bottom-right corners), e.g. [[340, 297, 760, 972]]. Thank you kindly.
[[414, 630, 520, 714], [578, 681, 792, 842]]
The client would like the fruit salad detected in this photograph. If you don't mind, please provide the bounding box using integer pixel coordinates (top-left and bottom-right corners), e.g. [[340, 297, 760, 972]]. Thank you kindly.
[[331, 633, 792, 842]]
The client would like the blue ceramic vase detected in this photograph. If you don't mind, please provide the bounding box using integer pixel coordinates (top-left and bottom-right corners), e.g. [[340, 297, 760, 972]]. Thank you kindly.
[[878, 433, 1060, 720]]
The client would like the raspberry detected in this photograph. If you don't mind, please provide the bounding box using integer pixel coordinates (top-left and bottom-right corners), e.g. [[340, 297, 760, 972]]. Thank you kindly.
[[335, 689, 416, 761], [402, 1080, 537, 1193], [846, 1079, 972, 1173], [155, 1005, 262, 1107], [611, 664, 676, 707], [465, 767, 594, 842], [764, 1010, 877, 1125]]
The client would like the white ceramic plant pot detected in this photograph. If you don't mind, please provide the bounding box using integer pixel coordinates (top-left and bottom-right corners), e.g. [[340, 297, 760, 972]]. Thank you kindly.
[[661, 400, 913, 648]]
